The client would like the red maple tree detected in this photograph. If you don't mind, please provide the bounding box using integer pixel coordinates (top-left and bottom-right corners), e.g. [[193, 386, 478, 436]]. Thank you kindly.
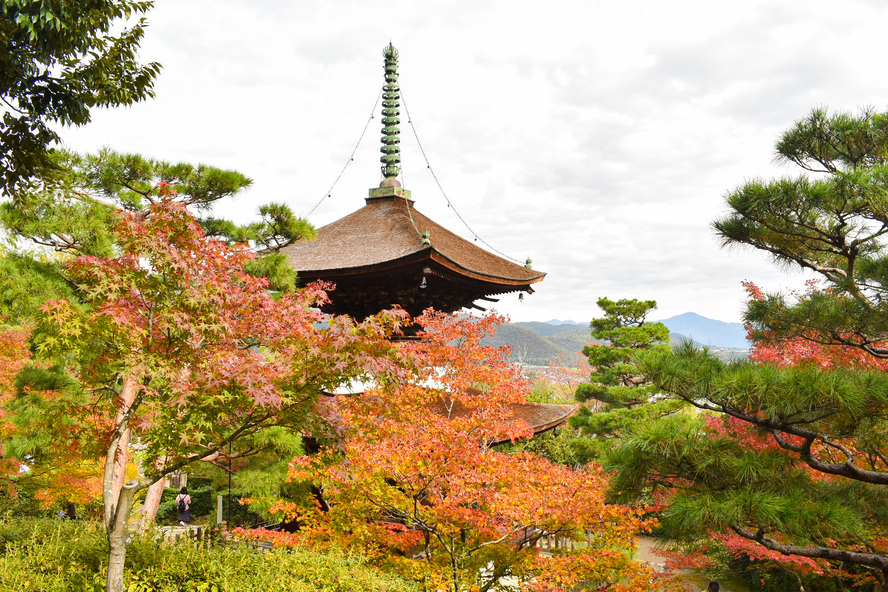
[[14, 198, 404, 592]]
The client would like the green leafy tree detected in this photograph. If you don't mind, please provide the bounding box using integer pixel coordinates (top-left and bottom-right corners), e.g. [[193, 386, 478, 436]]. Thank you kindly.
[[569, 297, 680, 463], [0, 0, 161, 193], [611, 108, 888, 587], [0, 248, 74, 324], [1, 149, 313, 295]]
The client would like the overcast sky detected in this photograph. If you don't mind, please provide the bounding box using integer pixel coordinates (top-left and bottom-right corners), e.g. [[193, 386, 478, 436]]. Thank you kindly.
[[63, 0, 888, 324]]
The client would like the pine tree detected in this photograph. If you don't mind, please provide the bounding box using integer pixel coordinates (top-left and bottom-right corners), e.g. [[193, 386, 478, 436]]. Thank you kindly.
[[569, 297, 682, 464], [611, 108, 888, 587]]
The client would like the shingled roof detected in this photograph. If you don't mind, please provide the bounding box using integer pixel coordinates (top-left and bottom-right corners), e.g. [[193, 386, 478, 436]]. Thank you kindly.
[[319, 387, 577, 446], [284, 192, 544, 283], [284, 43, 544, 321], [427, 399, 579, 445], [282, 187, 544, 321]]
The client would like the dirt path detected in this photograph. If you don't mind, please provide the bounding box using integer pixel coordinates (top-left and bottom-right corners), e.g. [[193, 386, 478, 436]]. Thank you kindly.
[[636, 537, 750, 592]]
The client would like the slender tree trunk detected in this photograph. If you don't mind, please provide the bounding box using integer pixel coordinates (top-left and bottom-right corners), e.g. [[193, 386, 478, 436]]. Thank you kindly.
[[106, 480, 141, 592], [137, 478, 165, 531], [104, 374, 137, 529], [102, 373, 140, 592]]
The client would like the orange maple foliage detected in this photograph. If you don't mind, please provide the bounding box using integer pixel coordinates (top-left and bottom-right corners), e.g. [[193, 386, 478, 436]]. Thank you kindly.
[[0, 324, 30, 494], [265, 312, 667, 592], [19, 199, 408, 592]]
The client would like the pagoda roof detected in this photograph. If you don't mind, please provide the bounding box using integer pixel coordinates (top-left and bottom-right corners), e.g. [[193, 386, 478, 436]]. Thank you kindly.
[[284, 43, 544, 322], [284, 194, 544, 286], [427, 399, 578, 445]]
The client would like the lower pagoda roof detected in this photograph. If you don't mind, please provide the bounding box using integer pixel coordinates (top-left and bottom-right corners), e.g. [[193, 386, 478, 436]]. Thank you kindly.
[[283, 188, 545, 320], [320, 382, 578, 446]]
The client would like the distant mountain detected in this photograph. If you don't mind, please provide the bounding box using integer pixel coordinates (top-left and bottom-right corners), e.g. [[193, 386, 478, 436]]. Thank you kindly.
[[515, 321, 589, 337], [484, 313, 748, 366], [656, 312, 748, 349]]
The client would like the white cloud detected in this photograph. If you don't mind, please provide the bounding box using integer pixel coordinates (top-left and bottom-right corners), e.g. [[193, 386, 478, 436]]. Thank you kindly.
[[60, 0, 888, 325]]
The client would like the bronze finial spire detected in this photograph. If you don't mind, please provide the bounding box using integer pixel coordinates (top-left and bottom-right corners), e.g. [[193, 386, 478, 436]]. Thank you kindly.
[[380, 43, 401, 179]]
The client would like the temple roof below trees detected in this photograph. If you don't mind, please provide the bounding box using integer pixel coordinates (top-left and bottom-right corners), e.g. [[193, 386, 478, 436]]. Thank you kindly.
[[320, 382, 577, 445]]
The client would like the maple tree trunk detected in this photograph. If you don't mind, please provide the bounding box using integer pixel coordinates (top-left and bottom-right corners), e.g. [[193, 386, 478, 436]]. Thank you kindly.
[[137, 478, 165, 530], [109, 430, 131, 514], [106, 481, 139, 592], [103, 374, 140, 592], [105, 374, 137, 530]]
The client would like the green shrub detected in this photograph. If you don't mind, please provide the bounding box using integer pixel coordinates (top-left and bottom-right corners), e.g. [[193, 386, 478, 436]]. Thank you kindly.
[[0, 517, 418, 592], [0, 489, 53, 520]]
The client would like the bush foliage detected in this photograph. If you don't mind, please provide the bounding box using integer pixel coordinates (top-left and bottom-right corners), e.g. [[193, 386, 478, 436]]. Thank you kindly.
[[0, 518, 418, 591]]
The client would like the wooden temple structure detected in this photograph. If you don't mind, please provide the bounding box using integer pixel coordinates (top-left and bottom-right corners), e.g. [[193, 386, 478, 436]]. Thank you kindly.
[[285, 44, 575, 440], [283, 44, 544, 321]]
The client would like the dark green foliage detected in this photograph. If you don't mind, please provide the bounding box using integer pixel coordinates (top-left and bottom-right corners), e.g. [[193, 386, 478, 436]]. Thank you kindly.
[[0, 250, 76, 323], [13, 363, 73, 395], [0, 0, 161, 193], [243, 252, 298, 293], [0, 149, 311, 295], [0, 488, 50, 519], [575, 297, 670, 408], [0, 517, 419, 591], [154, 487, 264, 527], [569, 298, 682, 464], [0, 149, 254, 255], [228, 427, 313, 522], [201, 203, 316, 252], [504, 427, 582, 466], [714, 108, 888, 356], [5, 363, 95, 464], [155, 487, 213, 525], [731, 554, 876, 592], [610, 108, 888, 582]]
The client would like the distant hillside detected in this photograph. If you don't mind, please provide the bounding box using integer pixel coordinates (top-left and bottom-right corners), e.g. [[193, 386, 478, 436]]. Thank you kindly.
[[485, 314, 749, 365], [483, 324, 586, 365], [656, 312, 748, 349], [482, 322, 599, 366], [513, 321, 589, 337]]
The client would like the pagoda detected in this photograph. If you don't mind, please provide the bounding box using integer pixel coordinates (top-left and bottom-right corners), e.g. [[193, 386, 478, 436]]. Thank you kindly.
[[286, 44, 573, 440], [283, 44, 545, 322]]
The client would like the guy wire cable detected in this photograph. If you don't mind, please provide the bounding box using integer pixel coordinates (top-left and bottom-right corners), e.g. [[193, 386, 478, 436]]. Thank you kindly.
[[401, 89, 523, 265], [305, 89, 382, 218]]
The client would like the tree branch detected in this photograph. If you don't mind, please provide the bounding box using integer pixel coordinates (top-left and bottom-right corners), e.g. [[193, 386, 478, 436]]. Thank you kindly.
[[730, 524, 888, 575]]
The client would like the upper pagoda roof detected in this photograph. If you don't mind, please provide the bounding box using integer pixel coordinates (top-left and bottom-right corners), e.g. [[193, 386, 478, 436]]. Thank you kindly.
[[283, 192, 545, 286]]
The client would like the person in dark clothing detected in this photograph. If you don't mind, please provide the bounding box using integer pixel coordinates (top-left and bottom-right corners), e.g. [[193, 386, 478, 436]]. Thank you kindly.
[[175, 486, 192, 525], [58, 501, 78, 520], [704, 582, 720, 592]]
